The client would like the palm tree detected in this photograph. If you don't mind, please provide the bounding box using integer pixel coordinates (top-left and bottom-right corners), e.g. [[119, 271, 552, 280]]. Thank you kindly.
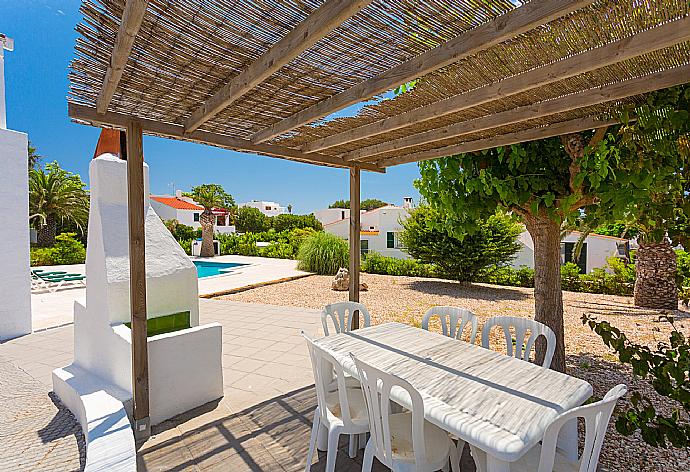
[[29, 162, 89, 247], [188, 184, 235, 257]]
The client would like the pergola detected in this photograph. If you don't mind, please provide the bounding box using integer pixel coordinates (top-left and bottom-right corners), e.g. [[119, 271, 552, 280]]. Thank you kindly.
[[68, 0, 690, 436]]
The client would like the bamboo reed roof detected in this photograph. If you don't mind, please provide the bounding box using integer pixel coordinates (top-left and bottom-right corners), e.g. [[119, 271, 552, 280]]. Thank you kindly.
[[68, 0, 690, 171]]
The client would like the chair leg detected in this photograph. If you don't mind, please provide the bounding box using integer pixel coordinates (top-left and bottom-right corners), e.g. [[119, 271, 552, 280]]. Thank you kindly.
[[348, 433, 357, 458], [362, 441, 375, 472], [359, 432, 367, 449], [449, 440, 462, 472], [304, 409, 320, 472], [325, 426, 341, 472]]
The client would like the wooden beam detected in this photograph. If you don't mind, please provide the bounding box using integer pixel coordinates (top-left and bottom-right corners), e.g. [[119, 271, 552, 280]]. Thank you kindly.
[[346, 63, 690, 161], [69, 103, 384, 173], [126, 120, 150, 440], [349, 166, 361, 327], [184, 0, 374, 133], [380, 116, 622, 167], [97, 0, 148, 114], [251, 0, 595, 143], [303, 16, 690, 154]]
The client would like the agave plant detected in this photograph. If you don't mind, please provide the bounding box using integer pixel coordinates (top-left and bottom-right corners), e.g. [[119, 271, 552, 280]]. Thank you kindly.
[[29, 162, 89, 247]]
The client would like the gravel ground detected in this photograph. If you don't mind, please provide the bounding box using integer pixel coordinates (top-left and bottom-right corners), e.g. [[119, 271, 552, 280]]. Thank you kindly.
[[221, 273, 690, 471]]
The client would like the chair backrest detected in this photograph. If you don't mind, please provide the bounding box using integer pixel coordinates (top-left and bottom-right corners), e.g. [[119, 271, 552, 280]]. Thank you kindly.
[[302, 332, 358, 429], [421, 306, 478, 343], [352, 354, 428, 467], [538, 384, 627, 472], [481, 316, 556, 367], [321, 302, 371, 336]]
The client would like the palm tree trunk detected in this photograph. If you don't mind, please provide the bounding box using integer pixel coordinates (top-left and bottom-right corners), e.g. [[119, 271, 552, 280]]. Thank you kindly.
[[634, 238, 677, 309], [525, 215, 566, 373], [36, 214, 56, 247], [199, 210, 215, 257]]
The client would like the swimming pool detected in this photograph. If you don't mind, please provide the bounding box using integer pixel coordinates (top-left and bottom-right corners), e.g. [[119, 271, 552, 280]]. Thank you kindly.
[[193, 260, 246, 278]]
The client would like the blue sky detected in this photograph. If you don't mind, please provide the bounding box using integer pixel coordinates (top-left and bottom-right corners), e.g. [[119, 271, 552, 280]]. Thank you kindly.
[[1, 0, 421, 214]]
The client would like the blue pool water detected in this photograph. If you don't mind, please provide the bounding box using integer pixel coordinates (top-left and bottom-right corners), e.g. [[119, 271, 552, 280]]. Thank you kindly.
[[193, 261, 245, 278]]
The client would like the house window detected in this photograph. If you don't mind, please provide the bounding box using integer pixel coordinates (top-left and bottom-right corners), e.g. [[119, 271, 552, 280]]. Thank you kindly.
[[193, 212, 200, 222], [265, 206, 271, 211], [386, 232, 394, 248], [361, 239, 369, 256], [216, 215, 226, 226], [341, 210, 345, 220], [561, 242, 587, 273]]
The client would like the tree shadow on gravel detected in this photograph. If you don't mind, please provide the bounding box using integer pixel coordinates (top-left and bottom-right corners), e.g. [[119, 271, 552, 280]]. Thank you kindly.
[[571, 299, 690, 319], [406, 279, 530, 302]]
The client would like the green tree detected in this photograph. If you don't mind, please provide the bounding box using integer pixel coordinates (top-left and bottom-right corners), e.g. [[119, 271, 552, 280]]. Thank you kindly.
[[29, 162, 89, 247], [401, 206, 521, 281], [588, 85, 690, 309], [236, 206, 271, 233], [328, 198, 389, 211], [187, 184, 235, 257], [417, 131, 609, 372], [271, 213, 323, 232], [28, 141, 41, 170]]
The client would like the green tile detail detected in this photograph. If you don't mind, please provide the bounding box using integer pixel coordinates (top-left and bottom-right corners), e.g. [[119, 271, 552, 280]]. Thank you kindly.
[[124, 311, 191, 337]]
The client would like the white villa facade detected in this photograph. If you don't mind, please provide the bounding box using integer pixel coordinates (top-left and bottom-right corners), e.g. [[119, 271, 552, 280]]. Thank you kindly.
[[239, 200, 287, 217], [320, 198, 628, 272], [151, 190, 235, 234], [322, 203, 412, 259], [513, 230, 629, 273]]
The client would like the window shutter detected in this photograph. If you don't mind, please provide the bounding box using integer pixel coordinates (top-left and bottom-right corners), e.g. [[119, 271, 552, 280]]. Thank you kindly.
[[387, 232, 394, 248]]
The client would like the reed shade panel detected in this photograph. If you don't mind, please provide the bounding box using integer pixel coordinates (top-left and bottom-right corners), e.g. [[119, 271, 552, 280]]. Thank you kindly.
[[69, 0, 690, 169]]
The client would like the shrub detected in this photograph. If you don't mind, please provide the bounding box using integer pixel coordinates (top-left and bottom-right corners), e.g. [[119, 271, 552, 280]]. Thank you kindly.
[[560, 262, 584, 292], [361, 252, 436, 277], [677, 250, 690, 288], [30, 233, 86, 266], [236, 207, 271, 233], [260, 242, 295, 259], [401, 206, 521, 281], [297, 232, 348, 275], [271, 213, 322, 232], [478, 265, 535, 287]]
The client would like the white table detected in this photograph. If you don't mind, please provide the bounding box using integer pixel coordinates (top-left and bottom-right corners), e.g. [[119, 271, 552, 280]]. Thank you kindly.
[[314, 322, 592, 472]]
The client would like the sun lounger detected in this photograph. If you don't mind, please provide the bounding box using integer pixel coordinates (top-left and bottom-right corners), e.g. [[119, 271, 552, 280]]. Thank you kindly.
[[31, 270, 86, 292]]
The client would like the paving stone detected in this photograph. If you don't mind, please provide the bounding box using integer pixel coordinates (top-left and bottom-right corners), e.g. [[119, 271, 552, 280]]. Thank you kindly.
[[0, 356, 85, 471]]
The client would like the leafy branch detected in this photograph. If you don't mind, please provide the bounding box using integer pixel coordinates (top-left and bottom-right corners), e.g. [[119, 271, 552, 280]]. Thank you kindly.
[[582, 313, 690, 447]]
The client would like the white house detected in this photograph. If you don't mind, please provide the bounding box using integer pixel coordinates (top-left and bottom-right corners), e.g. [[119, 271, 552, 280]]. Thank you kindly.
[[150, 190, 235, 234], [322, 199, 413, 259], [239, 200, 287, 217], [314, 207, 351, 226], [513, 230, 629, 273]]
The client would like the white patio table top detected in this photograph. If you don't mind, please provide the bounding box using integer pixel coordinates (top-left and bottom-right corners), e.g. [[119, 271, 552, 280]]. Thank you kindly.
[[314, 322, 593, 470]]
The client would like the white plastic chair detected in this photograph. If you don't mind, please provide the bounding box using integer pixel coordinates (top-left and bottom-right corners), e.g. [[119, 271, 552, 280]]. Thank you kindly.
[[481, 316, 556, 368], [470, 384, 627, 472], [421, 306, 478, 344], [352, 354, 461, 472], [303, 333, 369, 472], [321, 301, 371, 336]]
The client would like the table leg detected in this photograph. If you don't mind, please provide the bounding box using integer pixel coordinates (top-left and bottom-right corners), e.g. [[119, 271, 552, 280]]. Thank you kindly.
[[558, 418, 579, 461], [486, 455, 511, 472]]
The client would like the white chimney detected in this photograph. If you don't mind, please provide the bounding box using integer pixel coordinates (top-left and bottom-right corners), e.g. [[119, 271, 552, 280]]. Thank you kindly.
[[0, 33, 14, 130], [175, 189, 183, 198], [403, 197, 413, 209]]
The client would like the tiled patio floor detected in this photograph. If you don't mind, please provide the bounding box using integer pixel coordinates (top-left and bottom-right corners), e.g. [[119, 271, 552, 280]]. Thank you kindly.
[[0, 299, 476, 471]]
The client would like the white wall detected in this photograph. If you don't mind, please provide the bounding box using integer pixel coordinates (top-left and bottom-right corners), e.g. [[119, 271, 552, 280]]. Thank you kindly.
[[149, 199, 178, 221], [240, 200, 286, 217], [314, 208, 349, 226], [323, 206, 411, 260], [512, 230, 625, 272], [0, 128, 31, 339]]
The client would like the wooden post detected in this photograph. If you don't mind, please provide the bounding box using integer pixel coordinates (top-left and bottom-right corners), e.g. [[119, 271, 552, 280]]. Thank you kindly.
[[349, 166, 361, 329], [126, 120, 150, 439]]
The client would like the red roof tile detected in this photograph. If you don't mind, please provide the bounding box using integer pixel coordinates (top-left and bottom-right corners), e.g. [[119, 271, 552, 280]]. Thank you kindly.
[[150, 196, 203, 211]]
